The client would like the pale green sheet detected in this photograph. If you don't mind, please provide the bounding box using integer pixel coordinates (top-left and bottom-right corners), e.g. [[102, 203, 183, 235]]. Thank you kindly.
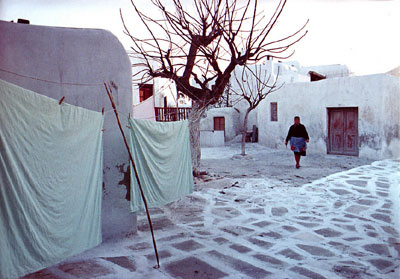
[[0, 79, 104, 279], [128, 118, 194, 212]]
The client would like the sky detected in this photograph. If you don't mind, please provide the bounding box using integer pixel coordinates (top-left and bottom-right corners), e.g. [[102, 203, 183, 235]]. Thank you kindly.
[[0, 0, 399, 75]]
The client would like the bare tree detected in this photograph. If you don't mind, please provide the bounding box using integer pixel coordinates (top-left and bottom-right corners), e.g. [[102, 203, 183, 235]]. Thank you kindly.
[[121, 0, 307, 175], [214, 81, 234, 108], [231, 63, 281, 156]]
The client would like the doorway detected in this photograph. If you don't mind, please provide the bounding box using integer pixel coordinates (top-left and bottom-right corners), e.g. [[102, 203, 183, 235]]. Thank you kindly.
[[328, 107, 359, 156]]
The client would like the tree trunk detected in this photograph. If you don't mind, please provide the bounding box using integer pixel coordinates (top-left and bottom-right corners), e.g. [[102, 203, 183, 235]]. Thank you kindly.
[[241, 108, 252, 156], [189, 101, 205, 176]]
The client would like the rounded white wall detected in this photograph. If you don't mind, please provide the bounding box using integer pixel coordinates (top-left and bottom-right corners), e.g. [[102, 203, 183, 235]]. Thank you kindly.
[[0, 20, 136, 237]]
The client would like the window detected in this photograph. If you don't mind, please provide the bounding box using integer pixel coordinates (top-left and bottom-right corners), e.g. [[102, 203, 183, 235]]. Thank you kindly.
[[139, 84, 153, 102], [270, 102, 278, 121]]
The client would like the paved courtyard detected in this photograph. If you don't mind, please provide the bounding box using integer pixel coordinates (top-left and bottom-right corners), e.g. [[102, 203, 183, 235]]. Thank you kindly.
[[24, 147, 400, 279]]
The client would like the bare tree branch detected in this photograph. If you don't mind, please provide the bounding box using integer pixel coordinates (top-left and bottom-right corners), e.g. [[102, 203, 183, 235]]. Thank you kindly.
[[122, 0, 307, 103], [122, 0, 307, 172]]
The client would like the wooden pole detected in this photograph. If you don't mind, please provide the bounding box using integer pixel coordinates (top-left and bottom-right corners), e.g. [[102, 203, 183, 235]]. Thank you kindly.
[[104, 82, 160, 269]]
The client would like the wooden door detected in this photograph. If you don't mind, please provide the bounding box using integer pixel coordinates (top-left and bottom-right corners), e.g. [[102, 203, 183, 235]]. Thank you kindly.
[[214, 117, 225, 131], [343, 109, 358, 154], [214, 117, 225, 140], [328, 108, 358, 156]]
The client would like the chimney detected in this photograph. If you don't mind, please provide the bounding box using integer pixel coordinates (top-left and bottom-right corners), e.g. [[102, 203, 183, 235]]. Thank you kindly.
[[17, 18, 30, 24]]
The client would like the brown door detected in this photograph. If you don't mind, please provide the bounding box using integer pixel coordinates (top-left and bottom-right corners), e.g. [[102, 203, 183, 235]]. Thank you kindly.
[[328, 108, 358, 156], [214, 117, 225, 141]]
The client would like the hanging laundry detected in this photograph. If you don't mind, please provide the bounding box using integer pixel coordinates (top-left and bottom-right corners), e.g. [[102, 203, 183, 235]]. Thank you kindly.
[[128, 118, 194, 212], [0, 79, 104, 279]]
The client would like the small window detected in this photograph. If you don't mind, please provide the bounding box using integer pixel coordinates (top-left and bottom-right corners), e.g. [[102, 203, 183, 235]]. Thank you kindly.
[[270, 102, 278, 121]]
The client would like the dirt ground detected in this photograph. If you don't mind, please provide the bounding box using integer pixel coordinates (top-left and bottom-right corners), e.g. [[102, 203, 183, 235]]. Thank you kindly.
[[198, 143, 374, 189]]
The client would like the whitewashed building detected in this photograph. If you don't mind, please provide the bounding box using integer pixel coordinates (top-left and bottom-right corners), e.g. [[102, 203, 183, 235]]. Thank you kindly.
[[258, 69, 400, 159], [200, 59, 314, 146], [200, 59, 400, 159], [131, 78, 192, 122], [129, 54, 192, 122], [132, 78, 192, 108]]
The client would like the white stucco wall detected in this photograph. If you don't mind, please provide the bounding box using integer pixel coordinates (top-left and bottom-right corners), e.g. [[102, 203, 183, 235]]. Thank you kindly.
[[200, 107, 241, 142], [380, 75, 400, 158], [0, 21, 136, 238], [258, 74, 400, 159], [132, 95, 156, 121], [200, 130, 225, 147]]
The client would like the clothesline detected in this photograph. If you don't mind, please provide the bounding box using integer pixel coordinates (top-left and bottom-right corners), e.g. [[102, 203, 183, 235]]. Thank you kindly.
[[0, 69, 160, 124], [0, 68, 105, 87], [0, 69, 137, 118]]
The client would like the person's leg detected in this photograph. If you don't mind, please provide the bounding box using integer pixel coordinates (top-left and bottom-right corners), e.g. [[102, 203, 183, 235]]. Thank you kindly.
[[295, 154, 301, 168]]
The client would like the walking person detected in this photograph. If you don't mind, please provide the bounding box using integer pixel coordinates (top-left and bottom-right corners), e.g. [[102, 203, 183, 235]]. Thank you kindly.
[[285, 116, 309, 169]]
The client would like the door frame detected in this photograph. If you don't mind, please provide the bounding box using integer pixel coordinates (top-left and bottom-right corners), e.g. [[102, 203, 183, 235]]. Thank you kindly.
[[327, 107, 359, 156]]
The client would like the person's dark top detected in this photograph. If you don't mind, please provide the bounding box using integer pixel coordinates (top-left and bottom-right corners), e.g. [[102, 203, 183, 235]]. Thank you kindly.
[[285, 124, 309, 143]]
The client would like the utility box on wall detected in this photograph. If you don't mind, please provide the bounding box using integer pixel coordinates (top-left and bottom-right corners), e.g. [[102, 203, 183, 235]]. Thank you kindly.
[[0, 20, 136, 238]]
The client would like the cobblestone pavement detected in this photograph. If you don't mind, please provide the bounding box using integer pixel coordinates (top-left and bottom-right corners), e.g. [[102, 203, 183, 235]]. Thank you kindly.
[[24, 159, 400, 279]]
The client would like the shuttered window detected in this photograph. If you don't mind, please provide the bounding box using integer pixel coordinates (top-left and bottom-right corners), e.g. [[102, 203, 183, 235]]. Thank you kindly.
[[270, 102, 278, 121]]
